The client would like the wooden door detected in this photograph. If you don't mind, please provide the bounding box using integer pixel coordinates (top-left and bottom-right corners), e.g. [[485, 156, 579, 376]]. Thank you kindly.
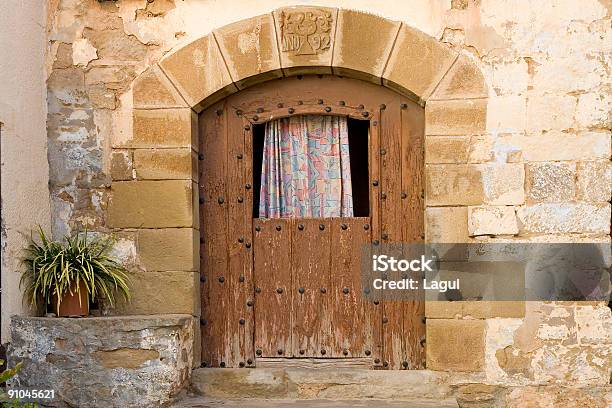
[[198, 75, 424, 369]]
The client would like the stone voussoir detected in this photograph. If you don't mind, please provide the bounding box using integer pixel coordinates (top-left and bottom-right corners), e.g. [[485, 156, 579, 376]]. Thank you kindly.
[[159, 33, 237, 112], [133, 64, 188, 109], [273, 6, 338, 76], [429, 53, 488, 100], [332, 9, 401, 84], [383, 24, 458, 103], [214, 13, 282, 90]]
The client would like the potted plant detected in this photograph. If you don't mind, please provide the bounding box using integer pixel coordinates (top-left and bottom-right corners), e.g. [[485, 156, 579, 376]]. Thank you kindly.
[[20, 229, 130, 317]]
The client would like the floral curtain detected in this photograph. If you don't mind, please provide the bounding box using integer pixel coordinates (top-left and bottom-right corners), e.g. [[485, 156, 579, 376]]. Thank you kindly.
[[258, 114, 353, 218]]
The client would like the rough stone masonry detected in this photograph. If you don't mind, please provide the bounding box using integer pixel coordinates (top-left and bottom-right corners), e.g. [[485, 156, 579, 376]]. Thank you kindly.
[[2, 0, 610, 407], [7, 315, 194, 408]]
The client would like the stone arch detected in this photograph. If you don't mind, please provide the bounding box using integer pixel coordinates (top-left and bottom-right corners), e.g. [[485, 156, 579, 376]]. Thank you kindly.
[[107, 8, 491, 357]]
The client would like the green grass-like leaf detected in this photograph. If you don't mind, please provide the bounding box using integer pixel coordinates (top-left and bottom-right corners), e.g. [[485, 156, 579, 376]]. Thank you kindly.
[[20, 227, 131, 315]]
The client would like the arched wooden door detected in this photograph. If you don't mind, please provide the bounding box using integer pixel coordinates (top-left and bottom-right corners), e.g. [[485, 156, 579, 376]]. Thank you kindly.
[[199, 75, 424, 370]]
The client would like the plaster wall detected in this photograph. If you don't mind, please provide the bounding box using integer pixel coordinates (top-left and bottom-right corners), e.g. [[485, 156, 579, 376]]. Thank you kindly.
[[0, 0, 52, 343]]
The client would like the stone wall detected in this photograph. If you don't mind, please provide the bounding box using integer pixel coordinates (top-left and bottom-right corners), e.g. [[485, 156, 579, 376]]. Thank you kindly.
[[7, 315, 194, 408], [33, 0, 612, 396]]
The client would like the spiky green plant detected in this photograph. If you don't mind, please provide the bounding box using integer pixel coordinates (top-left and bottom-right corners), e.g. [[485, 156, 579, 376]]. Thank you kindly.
[[20, 228, 130, 315]]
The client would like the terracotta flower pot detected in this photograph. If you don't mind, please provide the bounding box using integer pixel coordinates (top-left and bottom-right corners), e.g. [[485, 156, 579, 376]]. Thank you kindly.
[[52, 280, 89, 317]]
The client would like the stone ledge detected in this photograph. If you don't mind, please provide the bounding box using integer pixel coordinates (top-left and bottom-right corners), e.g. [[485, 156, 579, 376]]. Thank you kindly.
[[191, 368, 454, 400], [7, 314, 194, 408]]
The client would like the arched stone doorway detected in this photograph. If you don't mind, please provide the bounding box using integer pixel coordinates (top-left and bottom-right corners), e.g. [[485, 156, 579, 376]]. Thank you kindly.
[[108, 6, 489, 369], [198, 75, 424, 369]]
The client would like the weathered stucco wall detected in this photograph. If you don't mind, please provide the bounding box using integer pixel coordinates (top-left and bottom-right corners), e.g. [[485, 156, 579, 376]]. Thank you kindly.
[[0, 0, 52, 343], [32, 0, 612, 400]]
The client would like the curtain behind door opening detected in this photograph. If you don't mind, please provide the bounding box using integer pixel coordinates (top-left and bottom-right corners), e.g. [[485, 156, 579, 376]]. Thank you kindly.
[[259, 114, 353, 218]]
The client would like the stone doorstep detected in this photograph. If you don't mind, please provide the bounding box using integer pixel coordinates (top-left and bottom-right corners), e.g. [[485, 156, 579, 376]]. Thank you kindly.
[[190, 368, 457, 401], [171, 397, 459, 408]]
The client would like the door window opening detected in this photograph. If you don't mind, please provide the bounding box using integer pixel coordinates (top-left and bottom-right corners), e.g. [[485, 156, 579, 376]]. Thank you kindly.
[[252, 115, 369, 218]]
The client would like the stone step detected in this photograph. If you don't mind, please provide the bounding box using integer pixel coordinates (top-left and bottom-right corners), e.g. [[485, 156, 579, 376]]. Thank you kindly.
[[172, 397, 459, 408], [190, 368, 457, 401]]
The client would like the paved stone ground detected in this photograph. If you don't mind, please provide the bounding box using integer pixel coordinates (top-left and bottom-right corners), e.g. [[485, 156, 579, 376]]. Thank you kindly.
[[170, 396, 459, 407]]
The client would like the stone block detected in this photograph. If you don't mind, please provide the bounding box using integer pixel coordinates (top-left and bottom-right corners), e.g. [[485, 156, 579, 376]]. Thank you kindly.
[[129, 109, 193, 148], [110, 150, 133, 181], [526, 95, 576, 133], [332, 10, 400, 83], [425, 207, 469, 243], [426, 164, 484, 206], [430, 54, 488, 100], [468, 206, 518, 236], [134, 148, 196, 180], [7, 315, 194, 408], [426, 319, 485, 371], [94, 348, 160, 369], [468, 135, 495, 163], [576, 161, 611, 202], [486, 95, 527, 133], [505, 385, 611, 408], [214, 13, 282, 90], [159, 34, 237, 111], [191, 367, 452, 400], [425, 99, 487, 136], [132, 64, 188, 109], [425, 136, 470, 164], [481, 163, 525, 205], [273, 6, 337, 76], [526, 162, 576, 202], [499, 131, 610, 162], [119, 270, 200, 315], [88, 83, 117, 109], [191, 368, 290, 399], [575, 91, 611, 129], [383, 24, 457, 101], [425, 301, 525, 319], [138, 228, 198, 271], [517, 203, 610, 234], [108, 180, 195, 228]]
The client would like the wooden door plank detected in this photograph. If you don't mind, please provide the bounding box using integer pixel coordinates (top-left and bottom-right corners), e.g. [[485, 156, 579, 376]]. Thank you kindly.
[[400, 100, 426, 369], [241, 118, 255, 366], [380, 98, 405, 370], [329, 217, 372, 357], [368, 113, 383, 368], [292, 218, 332, 357], [225, 110, 251, 367], [253, 218, 292, 357], [199, 101, 230, 367]]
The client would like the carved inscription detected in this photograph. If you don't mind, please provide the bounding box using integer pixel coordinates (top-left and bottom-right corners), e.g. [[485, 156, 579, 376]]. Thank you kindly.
[[280, 9, 333, 56]]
